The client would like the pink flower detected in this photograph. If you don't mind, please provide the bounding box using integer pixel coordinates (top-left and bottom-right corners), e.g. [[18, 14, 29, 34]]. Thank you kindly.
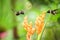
[[0, 32, 7, 39]]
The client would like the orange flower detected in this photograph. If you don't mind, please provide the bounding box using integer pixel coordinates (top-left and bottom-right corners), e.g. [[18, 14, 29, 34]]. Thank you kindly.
[[35, 11, 46, 35], [23, 16, 35, 40], [23, 11, 46, 40], [23, 16, 28, 31]]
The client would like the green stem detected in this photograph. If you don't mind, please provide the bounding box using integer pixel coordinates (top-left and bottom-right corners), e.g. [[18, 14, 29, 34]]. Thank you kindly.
[[37, 32, 42, 40], [37, 24, 46, 40]]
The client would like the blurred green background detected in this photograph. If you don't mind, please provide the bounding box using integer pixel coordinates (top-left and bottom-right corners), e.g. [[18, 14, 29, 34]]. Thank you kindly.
[[0, 0, 60, 40]]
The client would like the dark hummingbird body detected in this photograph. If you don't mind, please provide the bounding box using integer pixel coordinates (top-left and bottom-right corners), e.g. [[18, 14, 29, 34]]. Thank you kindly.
[[16, 10, 24, 16], [47, 9, 58, 15]]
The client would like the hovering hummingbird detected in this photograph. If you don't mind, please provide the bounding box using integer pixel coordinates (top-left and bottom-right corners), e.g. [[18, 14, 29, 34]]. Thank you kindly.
[[16, 10, 24, 16], [47, 9, 58, 15]]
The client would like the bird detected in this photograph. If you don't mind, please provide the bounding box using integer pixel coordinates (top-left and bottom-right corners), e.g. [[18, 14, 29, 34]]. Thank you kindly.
[[47, 9, 58, 15], [16, 10, 24, 16]]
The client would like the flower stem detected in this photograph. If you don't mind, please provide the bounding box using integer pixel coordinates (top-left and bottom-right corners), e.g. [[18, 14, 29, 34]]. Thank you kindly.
[[37, 24, 45, 40]]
